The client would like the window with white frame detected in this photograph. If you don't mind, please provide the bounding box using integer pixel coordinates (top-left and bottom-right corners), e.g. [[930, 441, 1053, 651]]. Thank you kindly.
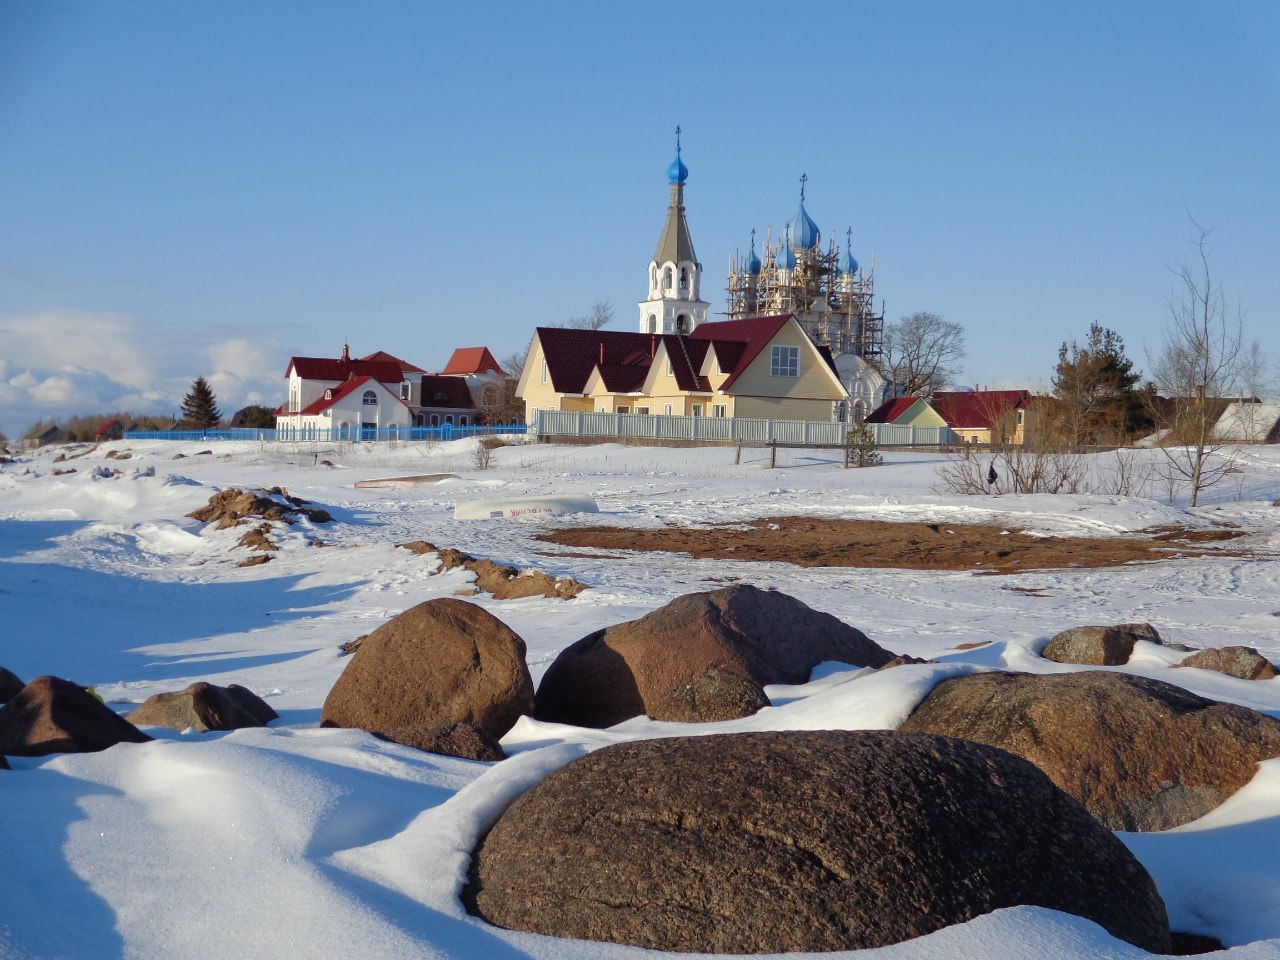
[[635, 406, 649, 415], [362, 390, 378, 405], [712, 403, 727, 418], [664, 403, 673, 415], [770, 345, 799, 377], [541, 359, 548, 384], [691, 404, 703, 417]]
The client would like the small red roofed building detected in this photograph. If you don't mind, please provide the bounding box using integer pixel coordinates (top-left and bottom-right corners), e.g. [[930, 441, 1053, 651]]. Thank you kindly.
[[930, 389, 1035, 445], [865, 396, 947, 429], [94, 419, 124, 441], [439, 346, 508, 411]]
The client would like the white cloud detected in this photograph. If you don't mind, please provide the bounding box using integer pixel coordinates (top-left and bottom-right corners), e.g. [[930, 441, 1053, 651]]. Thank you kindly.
[[0, 310, 291, 436]]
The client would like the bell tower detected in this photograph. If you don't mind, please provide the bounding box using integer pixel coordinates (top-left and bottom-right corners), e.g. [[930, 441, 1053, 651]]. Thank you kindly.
[[637, 127, 709, 335]]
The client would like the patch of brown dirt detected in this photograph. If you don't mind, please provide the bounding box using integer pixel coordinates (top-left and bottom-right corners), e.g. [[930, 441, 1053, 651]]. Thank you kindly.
[[398, 541, 588, 599], [536, 517, 1251, 574]]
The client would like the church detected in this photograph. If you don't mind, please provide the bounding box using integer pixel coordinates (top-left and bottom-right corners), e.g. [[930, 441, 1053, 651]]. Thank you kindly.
[[633, 133, 890, 421], [516, 138, 856, 424]]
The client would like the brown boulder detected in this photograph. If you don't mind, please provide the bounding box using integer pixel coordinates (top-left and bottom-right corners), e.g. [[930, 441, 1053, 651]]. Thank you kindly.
[[0, 666, 24, 704], [533, 585, 892, 728], [1041, 622, 1162, 665], [321, 598, 533, 739], [465, 731, 1170, 953], [0, 676, 152, 756], [646, 668, 771, 723], [899, 670, 1280, 831], [1178, 646, 1276, 681], [372, 722, 505, 762], [126, 682, 278, 732]]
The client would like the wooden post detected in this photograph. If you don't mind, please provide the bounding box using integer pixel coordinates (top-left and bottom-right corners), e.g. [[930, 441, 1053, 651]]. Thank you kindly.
[[769, 443, 777, 469], [735, 444, 742, 465]]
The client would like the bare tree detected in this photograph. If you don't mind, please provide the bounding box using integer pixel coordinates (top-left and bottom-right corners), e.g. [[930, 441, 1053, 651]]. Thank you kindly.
[[882, 312, 966, 397], [1148, 220, 1246, 507], [564, 300, 614, 331]]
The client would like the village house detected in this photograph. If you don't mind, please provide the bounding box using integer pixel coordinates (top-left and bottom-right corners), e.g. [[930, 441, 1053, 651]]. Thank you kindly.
[[864, 396, 949, 429], [274, 345, 482, 438], [930, 389, 1035, 445], [517, 314, 848, 424]]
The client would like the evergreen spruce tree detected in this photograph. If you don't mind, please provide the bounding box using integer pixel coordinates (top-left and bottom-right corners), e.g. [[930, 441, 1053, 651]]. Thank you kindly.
[[181, 377, 222, 428], [1052, 323, 1148, 444]]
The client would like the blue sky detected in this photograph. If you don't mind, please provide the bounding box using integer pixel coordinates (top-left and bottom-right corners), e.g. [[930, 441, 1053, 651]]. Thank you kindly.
[[1, 0, 1276, 435]]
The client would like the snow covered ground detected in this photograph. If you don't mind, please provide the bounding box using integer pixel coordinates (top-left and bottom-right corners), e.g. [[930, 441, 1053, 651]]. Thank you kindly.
[[3, 436, 1280, 960]]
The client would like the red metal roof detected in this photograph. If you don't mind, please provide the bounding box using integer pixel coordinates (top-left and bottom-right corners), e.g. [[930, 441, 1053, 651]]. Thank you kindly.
[[295, 376, 413, 416], [930, 390, 1031, 429], [419, 375, 476, 409], [865, 397, 922, 424], [441, 346, 504, 377], [361, 350, 425, 373], [287, 356, 405, 384], [689, 315, 793, 390]]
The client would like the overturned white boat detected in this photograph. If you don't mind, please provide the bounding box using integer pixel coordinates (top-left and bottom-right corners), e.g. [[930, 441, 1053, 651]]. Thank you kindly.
[[453, 493, 599, 520]]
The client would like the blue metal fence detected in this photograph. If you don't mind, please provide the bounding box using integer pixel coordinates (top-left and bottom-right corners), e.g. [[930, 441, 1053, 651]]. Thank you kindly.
[[124, 424, 528, 443]]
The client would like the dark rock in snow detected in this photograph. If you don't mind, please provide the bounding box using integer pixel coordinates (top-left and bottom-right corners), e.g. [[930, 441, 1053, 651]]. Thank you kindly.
[[1178, 646, 1276, 681], [465, 730, 1171, 954], [534, 585, 892, 728], [646, 668, 770, 723], [0, 676, 152, 756], [373, 721, 506, 762], [1041, 622, 1162, 666], [321, 597, 533, 739], [127, 682, 278, 732], [899, 670, 1280, 830], [0, 667, 25, 705]]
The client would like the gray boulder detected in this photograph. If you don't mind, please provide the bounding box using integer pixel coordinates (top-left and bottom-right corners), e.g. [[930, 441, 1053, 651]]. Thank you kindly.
[[1041, 622, 1162, 666], [466, 731, 1170, 953], [127, 682, 278, 732], [1178, 646, 1276, 681]]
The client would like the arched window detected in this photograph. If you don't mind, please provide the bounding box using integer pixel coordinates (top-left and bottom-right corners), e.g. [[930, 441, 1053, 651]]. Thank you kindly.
[[663, 267, 673, 290], [679, 267, 688, 287], [445, 415, 454, 425], [648, 314, 657, 334], [676, 314, 688, 334], [459, 415, 468, 426], [362, 390, 378, 405]]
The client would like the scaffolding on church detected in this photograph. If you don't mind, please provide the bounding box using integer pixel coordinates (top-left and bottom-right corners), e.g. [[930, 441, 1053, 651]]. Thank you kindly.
[[725, 227, 884, 362]]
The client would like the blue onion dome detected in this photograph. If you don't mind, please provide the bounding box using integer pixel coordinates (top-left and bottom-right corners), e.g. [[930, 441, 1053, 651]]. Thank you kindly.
[[842, 244, 859, 276], [667, 142, 688, 184], [743, 233, 761, 275], [791, 198, 820, 251], [778, 226, 797, 269]]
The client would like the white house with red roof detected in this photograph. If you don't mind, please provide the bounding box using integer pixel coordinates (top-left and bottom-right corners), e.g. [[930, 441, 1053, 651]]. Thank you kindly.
[[439, 346, 507, 411]]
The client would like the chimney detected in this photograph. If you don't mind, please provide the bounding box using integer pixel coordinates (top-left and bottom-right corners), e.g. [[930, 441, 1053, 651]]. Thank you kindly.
[[599, 342, 605, 365], [341, 342, 350, 362]]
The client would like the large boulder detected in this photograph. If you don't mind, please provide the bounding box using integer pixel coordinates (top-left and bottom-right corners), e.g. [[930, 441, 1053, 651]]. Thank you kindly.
[[0, 666, 24, 704], [1178, 646, 1277, 681], [465, 731, 1170, 954], [646, 668, 771, 723], [126, 682, 278, 732], [372, 722, 505, 762], [1041, 622, 1161, 666], [321, 598, 533, 739], [899, 670, 1280, 831], [0, 676, 152, 756], [533, 585, 892, 728]]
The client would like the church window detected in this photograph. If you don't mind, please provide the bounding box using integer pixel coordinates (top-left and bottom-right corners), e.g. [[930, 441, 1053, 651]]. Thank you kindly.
[[680, 267, 688, 288], [770, 345, 799, 377], [663, 267, 673, 290], [362, 390, 378, 405], [676, 314, 688, 334], [648, 314, 657, 334]]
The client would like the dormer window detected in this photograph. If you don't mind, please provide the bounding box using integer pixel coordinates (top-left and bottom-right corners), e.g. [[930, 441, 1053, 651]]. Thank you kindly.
[[433, 392, 448, 402], [400, 382, 410, 400], [362, 390, 378, 405]]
